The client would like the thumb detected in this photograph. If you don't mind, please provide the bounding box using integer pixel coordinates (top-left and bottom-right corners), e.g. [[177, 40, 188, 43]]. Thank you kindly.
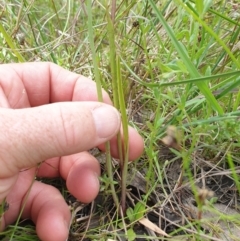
[[0, 102, 120, 177]]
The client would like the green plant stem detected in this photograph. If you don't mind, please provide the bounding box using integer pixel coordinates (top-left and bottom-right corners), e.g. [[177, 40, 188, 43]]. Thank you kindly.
[[106, 3, 129, 214], [106, 8, 123, 208], [87, 0, 119, 208], [116, 56, 129, 214]]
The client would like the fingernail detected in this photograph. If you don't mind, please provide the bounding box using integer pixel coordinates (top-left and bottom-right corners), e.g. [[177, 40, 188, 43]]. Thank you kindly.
[[92, 105, 120, 138]]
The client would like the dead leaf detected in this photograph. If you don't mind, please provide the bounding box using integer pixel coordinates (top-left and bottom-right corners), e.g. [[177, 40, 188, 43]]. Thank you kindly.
[[139, 217, 170, 237]]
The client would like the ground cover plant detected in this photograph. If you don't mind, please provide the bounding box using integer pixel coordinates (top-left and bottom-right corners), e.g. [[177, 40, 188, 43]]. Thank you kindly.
[[0, 0, 240, 240]]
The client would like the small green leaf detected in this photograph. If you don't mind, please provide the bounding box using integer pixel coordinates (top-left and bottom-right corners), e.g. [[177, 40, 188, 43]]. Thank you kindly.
[[118, 222, 124, 229], [127, 228, 136, 241], [126, 207, 134, 222], [134, 202, 146, 220]]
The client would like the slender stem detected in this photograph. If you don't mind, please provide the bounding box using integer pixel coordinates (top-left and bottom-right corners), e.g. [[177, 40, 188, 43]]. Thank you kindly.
[[106, 4, 129, 214], [116, 56, 129, 214], [87, 0, 119, 208]]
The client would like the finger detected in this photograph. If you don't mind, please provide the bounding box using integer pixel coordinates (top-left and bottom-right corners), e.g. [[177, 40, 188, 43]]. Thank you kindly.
[[0, 102, 120, 178], [27, 182, 70, 241], [98, 126, 144, 161], [60, 152, 101, 203], [35, 157, 61, 177], [36, 127, 144, 179], [0, 62, 112, 108], [2, 168, 36, 226], [4, 178, 70, 241], [36, 153, 101, 203]]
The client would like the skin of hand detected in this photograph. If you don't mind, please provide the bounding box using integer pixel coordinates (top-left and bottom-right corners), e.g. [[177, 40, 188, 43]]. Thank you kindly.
[[0, 62, 144, 241]]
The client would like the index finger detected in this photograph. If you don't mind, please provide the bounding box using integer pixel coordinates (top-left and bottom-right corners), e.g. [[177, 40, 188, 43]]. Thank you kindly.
[[0, 62, 112, 108]]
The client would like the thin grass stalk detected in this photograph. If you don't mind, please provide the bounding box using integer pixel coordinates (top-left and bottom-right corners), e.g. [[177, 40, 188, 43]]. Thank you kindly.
[[209, 7, 240, 27], [106, 4, 123, 206], [86, 0, 119, 208], [13, 1, 34, 36], [106, 5, 122, 151], [0, 23, 25, 62], [23, 0, 57, 63], [23, 0, 38, 46], [24, 5, 57, 63], [57, 0, 71, 51], [202, 1, 228, 72], [106, 5, 119, 109], [106, 2, 129, 214], [50, 0, 69, 54], [213, 25, 240, 73], [10, 0, 24, 36], [111, 0, 116, 22], [116, 56, 129, 214], [86, 0, 102, 99]]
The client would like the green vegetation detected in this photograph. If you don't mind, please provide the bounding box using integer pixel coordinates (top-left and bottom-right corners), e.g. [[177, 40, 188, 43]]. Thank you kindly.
[[1, 0, 240, 240]]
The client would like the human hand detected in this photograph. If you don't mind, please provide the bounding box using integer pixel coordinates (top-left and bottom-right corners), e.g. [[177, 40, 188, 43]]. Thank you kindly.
[[0, 62, 144, 241]]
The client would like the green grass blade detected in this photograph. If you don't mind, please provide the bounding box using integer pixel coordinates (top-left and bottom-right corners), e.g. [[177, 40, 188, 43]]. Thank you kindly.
[[183, 1, 240, 69], [195, 0, 204, 16], [86, 0, 102, 100], [148, 0, 224, 114], [0, 22, 25, 62], [209, 7, 240, 27], [121, 55, 240, 87]]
